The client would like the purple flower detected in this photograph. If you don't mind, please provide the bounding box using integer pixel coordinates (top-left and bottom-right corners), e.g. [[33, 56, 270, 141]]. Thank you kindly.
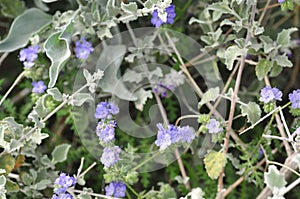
[[75, 38, 94, 59], [155, 123, 195, 150], [52, 193, 73, 199], [96, 120, 116, 143], [206, 119, 223, 134], [289, 89, 300, 109], [105, 181, 126, 198], [151, 4, 176, 28], [100, 146, 121, 167], [32, 81, 47, 94], [95, 102, 119, 119], [19, 45, 39, 68], [152, 83, 175, 98], [259, 86, 282, 103], [293, 127, 300, 136], [178, 126, 195, 143], [278, 0, 285, 3]]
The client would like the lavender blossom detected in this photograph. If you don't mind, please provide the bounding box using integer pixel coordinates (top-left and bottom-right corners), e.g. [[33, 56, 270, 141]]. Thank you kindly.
[[100, 146, 121, 167], [95, 102, 119, 119], [259, 86, 282, 103], [151, 4, 176, 28], [96, 120, 116, 143], [105, 181, 126, 198], [206, 119, 223, 134], [32, 81, 47, 94], [289, 89, 300, 109], [74, 38, 94, 59], [19, 45, 39, 68]]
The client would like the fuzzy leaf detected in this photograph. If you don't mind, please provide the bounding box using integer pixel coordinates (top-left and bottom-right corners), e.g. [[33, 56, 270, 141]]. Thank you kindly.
[[240, 102, 261, 125], [276, 28, 298, 47], [123, 69, 143, 83], [204, 151, 227, 179], [0, 8, 51, 52], [0, 0, 25, 18], [134, 88, 153, 111], [51, 144, 71, 164], [224, 45, 247, 70], [273, 55, 293, 68], [198, 87, 220, 107], [208, 2, 232, 14], [255, 59, 271, 80], [47, 87, 63, 102], [70, 93, 94, 107], [0, 154, 15, 175], [96, 45, 136, 101], [264, 165, 287, 191], [121, 2, 138, 14]]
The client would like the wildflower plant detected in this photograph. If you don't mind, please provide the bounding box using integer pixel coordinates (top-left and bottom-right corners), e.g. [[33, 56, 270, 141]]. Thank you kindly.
[[1, 0, 300, 199]]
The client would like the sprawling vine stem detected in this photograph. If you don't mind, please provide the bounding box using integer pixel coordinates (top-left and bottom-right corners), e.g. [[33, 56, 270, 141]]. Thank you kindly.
[[217, 3, 257, 198]]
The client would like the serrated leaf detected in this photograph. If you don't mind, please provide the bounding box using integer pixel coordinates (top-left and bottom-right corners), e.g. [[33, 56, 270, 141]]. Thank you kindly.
[[51, 144, 71, 164], [134, 88, 153, 111], [0, 8, 51, 52], [276, 28, 298, 47], [224, 45, 247, 70], [0, 0, 25, 18], [255, 59, 271, 80], [204, 151, 227, 179], [123, 69, 143, 83], [83, 69, 93, 83], [198, 87, 220, 107], [96, 45, 136, 101], [70, 93, 94, 107], [273, 55, 293, 68], [47, 87, 63, 101], [264, 165, 287, 191], [240, 102, 261, 125]]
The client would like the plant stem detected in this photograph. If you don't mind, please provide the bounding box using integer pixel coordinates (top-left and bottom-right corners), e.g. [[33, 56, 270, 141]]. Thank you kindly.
[[131, 151, 160, 171], [78, 162, 97, 179], [267, 160, 300, 177], [0, 71, 26, 106], [175, 115, 200, 126]]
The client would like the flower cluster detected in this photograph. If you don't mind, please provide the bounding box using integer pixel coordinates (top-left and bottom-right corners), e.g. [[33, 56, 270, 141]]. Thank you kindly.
[[153, 83, 175, 98], [74, 38, 94, 59], [52, 173, 76, 199], [151, 4, 176, 28], [100, 146, 121, 167], [259, 86, 282, 104], [206, 119, 223, 134], [289, 89, 300, 109], [32, 81, 47, 94], [105, 181, 127, 198], [95, 102, 119, 119], [19, 45, 39, 68], [155, 123, 195, 150]]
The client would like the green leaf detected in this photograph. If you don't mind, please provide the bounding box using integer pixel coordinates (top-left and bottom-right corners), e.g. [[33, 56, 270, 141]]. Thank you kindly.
[[47, 88, 63, 102], [240, 102, 261, 125], [5, 179, 19, 193], [121, 2, 138, 14], [269, 62, 283, 77], [44, 31, 71, 88], [255, 59, 271, 81], [204, 151, 227, 179], [51, 144, 71, 164], [70, 93, 94, 107], [0, 0, 25, 18], [198, 87, 220, 108], [0, 8, 52, 52], [264, 165, 287, 191], [273, 55, 293, 68], [42, 0, 58, 2], [0, 154, 15, 175], [276, 28, 298, 47], [0, 175, 6, 186], [123, 69, 143, 83], [144, 0, 159, 9], [96, 45, 137, 101], [208, 2, 232, 15], [224, 45, 247, 70], [31, 179, 51, 190]]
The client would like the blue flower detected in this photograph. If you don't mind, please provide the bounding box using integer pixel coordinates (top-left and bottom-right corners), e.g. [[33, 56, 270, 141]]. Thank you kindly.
[[151, 4, 176, 28], [100, 146, 121, 167], [95, 102, 119, 119], [19, 45, 39, 68], [289, 89, 300, 109], [96, 120, 116, 143], [206, 119, 223, 134], [52, 193, 73, 199], [155, 123, 196, 150], [152, 82, 175, 98], [105, 181, 126, 198], [32, 81, 47, 94], [278, 0, 285, 3], [75, 38, 94, 59], [53, 173, 76, 198], [259, 86, 282, 104]]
